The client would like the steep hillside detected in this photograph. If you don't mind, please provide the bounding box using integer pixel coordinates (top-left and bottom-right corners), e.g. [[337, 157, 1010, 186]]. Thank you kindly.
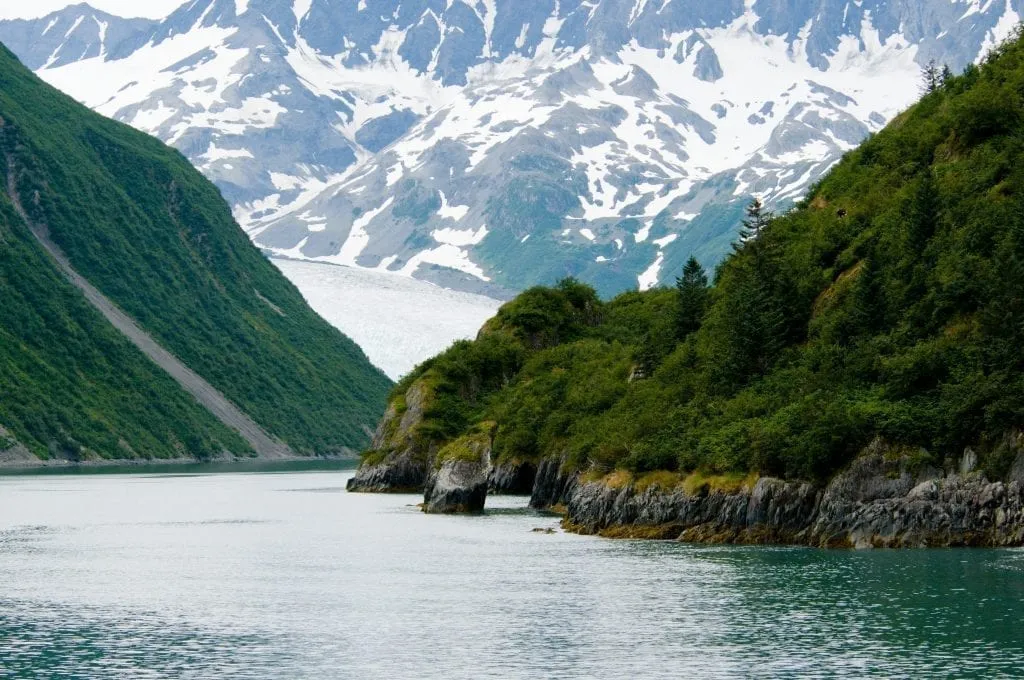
[[0, 185, 253, 463], [352, 29, 1024, 495], [0, 44, 390, 461], [3, 0, 1019, 297]]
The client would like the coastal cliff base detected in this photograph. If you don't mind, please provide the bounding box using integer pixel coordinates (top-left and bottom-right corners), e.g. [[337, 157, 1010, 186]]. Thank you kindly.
[[424, 459, 489, 514], [539, 441, 1024, 548]]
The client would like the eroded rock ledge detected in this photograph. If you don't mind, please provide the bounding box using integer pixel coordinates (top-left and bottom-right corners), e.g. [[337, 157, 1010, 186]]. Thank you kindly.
[[534, 440, 1024, 548], [424, 459, 489, 514], [345, 379, 540, 502], [346, 381, 433, 494]]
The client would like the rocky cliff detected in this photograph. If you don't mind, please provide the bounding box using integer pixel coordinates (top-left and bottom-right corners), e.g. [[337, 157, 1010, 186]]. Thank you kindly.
[[424, 458, 490, 514], [534, 439, 1024, 548], [346, 380, 433, 493], [351, 426, 1024, 547]]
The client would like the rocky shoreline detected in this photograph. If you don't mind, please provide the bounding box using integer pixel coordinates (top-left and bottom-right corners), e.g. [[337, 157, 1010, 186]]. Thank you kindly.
[[350, 422, 1024, 547], [345, 380, 1024, 546], [539, 442, 1024, 547]]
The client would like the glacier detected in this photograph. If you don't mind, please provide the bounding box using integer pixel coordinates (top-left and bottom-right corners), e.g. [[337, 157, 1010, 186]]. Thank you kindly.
[[272, 257, 499, 379]]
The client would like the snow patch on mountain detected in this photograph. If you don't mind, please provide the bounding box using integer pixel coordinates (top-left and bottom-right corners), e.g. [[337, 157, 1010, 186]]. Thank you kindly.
[[6, 0, 1021, 300]]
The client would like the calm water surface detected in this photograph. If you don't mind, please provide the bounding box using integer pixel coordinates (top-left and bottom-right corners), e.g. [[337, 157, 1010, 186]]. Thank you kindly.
[[0, 469, 1021, 678]]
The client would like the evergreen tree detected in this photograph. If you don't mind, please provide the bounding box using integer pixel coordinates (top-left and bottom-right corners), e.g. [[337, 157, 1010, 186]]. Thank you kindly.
[[889, 174, 941, 332], [907, 173, 940, 250], [941, 64, 955, 89], [635, 330, 661, 379], [704, 263, 787, 391], [707, 199, 792, 391], [847, 257, 883, 339], [734, 198, 772, 254], [922, 59, 941, 93], [675, 256, 710, 339]]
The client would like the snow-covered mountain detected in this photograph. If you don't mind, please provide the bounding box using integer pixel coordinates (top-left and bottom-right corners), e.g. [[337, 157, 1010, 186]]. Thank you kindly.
[[4, 0, 1021, 297]]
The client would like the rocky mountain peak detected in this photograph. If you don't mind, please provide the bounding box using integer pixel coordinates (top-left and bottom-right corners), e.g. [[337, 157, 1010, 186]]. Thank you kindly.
[[3, 0, 1020, 296]]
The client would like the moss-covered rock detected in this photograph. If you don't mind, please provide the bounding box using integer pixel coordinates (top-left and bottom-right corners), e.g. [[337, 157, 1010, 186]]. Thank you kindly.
[[536, 438, 1024, 547], [347, 380, 434, 493]]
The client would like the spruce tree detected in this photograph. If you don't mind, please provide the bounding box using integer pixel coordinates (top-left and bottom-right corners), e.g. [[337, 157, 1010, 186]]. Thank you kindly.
[[734, 198, 771, 253], [847, 257, 882, 339], [709, 201, 791, 391], [635, 331, 660, 379], [675, 256, 710, 339], [901, 175, 941, 335], [922, 59, 941, 93], [908, 174, 939, 251], [941, 64, 955, 89]]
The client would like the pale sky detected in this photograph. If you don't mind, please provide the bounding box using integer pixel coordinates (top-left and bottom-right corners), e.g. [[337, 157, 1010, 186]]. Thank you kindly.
[[0, 1, 184, 20]]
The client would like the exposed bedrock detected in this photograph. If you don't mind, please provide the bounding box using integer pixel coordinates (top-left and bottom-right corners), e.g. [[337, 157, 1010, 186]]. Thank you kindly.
[[541, 438, 1024, 547], [424, 458, 490, 514], [530, 457, 579, 510], [351, 410, 1024, 545], [488, 460, 537, 495], [346, 381, 432, 493]]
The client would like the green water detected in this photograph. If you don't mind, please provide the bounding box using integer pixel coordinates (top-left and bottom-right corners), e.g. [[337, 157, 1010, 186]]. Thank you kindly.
[[0, 470, 1021, 678]]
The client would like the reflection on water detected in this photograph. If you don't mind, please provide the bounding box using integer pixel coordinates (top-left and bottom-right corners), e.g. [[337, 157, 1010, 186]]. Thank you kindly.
[[0, 459, 355, 477], [0, 471, 1022, 679]]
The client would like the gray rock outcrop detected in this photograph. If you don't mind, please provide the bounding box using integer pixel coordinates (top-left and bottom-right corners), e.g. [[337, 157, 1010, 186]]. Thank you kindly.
[[424, 459, 490, 514], [536, 438, 1024, 548], [811, 446, 1024, 547], [530, 457, 579, 510], [488, 460, 537, 495], [0, 425, 34, 466], [347, 380, 432, 493]]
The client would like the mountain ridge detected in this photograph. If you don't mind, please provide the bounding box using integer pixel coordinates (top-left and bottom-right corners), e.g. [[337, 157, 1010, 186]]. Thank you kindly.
[[0, 43, 390, 462], [3, 157, 293, 458], [2, 0, 1020, 298]]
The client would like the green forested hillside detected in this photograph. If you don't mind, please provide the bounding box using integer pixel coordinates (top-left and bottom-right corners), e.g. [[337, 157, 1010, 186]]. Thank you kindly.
[[0, 193, 254, 461], [0, 44, 390, 461], [371, 31, 1024, 483]]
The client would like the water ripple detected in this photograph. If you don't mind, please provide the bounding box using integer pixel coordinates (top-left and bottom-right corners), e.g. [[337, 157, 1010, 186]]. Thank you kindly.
[[0, 472, 1022, 679]]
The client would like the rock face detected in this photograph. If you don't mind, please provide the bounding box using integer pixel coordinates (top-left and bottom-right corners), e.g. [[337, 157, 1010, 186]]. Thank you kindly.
[[346, 381, 432, 493], [353, 421, 1024, 545], [0, 425, 34, 466], [423, 428, 494, 513], [539, 439, 1024, 547], [424, 459, 490, 514], [348, 385, 538, 505], [530, 457, 579, 510], [810, 448, 1024, 548], [563, 475, 820, 542], [488, 461, 537, 495]]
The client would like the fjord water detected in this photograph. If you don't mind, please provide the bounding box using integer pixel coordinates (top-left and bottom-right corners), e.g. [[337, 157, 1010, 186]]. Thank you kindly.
[[0, 470, 1021, 679]]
